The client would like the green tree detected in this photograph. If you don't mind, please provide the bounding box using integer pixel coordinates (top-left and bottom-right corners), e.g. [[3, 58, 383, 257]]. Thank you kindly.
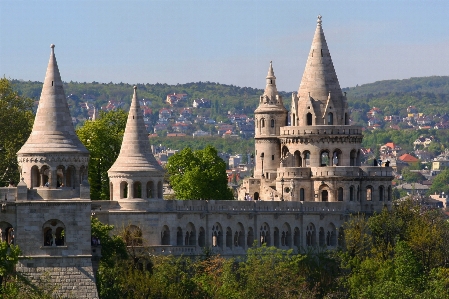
[[0, 78, 34, 186], [428, 168, 449, 195], [76, 110, 127, 200], [166, 145, 234, 200]]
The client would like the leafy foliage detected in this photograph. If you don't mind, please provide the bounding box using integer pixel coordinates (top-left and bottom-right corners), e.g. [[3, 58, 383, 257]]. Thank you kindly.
[[76, 110, 127, 200], [0, 78, 34, 186], [166, 146, 234, 200]]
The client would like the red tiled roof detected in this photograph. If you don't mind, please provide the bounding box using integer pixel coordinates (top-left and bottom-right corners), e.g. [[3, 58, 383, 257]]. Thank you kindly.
[[399, 154, 419, 162]]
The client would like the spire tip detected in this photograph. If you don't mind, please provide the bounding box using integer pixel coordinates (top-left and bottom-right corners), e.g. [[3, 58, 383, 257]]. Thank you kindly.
[[317, 15, 322, 25]]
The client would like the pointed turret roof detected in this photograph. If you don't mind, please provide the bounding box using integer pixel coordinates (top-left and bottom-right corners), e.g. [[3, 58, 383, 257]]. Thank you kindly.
[[18, 44, 88, 154], [297, 15, 342, 100], [255, 61, 287, 113], [108, 86, 163, 173]]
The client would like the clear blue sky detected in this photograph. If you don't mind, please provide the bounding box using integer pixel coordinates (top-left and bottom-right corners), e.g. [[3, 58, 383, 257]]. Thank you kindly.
[[1, 0, 448, 91]]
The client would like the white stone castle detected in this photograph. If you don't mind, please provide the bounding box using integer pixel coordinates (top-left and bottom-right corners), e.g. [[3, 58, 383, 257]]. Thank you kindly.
[[0, 17, 392, 298]]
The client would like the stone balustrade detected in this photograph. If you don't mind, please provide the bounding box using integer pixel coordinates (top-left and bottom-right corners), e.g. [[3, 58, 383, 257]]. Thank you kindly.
[[280, 125, 363, 136]]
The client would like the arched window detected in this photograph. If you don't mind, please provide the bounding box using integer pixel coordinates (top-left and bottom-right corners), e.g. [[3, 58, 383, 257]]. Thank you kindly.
[[292, 113, 296, 126], [176, 227, 183, 245], [293, 227, 300, 247], [338, 187, 343, 201], [349, 186, 354, 201], [247, 227, 254, 247], [350, 150, 357, 166], [56, 165, 65, 188], [157, 181, 163, 198], [306, 113, 312, 126], [41, 165, 50, 187], [387, 186, 392, 201], [321, 190, 329, 202], [303, 151, 310, 167], [185, 223, 196, 246], [338, 227, 345, 247], [332, 149, 342, 166], [328, 112, 333, 125], [212, 223, 223, 248], [379, 186, 384, 201], [294, 151, 302, 167], [345, 113, 349, 125], [226, 227, 232, 248], [281, 223, 291, 247], [161, 226, 170, 245], [43, 219, 65, 247], [198, 227, 206, 247], [366, 186, 373, 201], [300, 188, 305, 201], [306, 223, 316, 246], [320, 151, 330, 166], [110, 182, 113, 200], [66, 165, 76, 188], [31, 165, 40, 187], [236, 223, 245, 248], [273, 227, 280, 247], [270, 119, 275, 128], [120, 181, 128, 199], [261, 118, 265, 128], [326, 223, 337, 247], [133, 181, 142, 198], [319, 227, 325, 246], [260, 223, 270, 246], [0, 222, 14, 244], [146, 181, 154, 198]]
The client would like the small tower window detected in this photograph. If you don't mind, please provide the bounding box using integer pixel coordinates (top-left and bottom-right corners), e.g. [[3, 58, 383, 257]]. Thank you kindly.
[[261, 119, 265, 128], [306, 113, 312, 126], [270, 119, 275, 128], [272, 155, 274, 161], [328, 112, 333, 125]]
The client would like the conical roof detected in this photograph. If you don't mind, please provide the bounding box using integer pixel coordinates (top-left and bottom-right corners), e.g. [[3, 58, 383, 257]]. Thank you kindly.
[[108, 86, 164, 173], [255, 61, 287, 113], [297, 15, 342, 101], [18, 44, 88, 154]]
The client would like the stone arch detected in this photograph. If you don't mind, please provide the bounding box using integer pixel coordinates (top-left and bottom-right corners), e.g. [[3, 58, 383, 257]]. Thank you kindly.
[[198, 227, 206, 247], [66, 165, 76, 188], [281, 223, 291, 248], [349, 185, 354, 201], [41, 165, 50, 187], [320, 150, 330, 166], [226, 227, 232, 248], [43, 219, 65, 246], [260, 222, 270, 246], [125, 225, 143, 246], [326, 223, 337, 247], [306, 113, 312, 125], [146, 181, 154, 198], [235, 222, 245, 248], [294, 151, 302, 167], [306, 223, 316, 246], [319, 227, 325, 246], [327, 112, 334, 125], [379, 185, 384, 201], [133, 181, 142, 198], [366, 185, 373, 201], [56, 165, 65, 187], [350, 149, 357, 166], [120, 181, 128, 199], [293, 227, 300, 248], [0, 222, 14, 244], [157, 181, 163, 199], [273, 227, 280, 247], [320, 184, 330, 202], [332, 149, 342, 166], [282, 145, 289, 158], [303, 151, 310, 167], [247, 227, 254, 247], [212, 223, 223, 248], [161, 225, 170, 245], [185, 222, 196, 246], [338, 187, 344, 202], [31, 165, 40, 187], [176, 227, 183, 245]]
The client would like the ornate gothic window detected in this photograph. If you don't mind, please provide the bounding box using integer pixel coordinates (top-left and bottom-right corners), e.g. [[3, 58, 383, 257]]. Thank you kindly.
[[43, 219, 65, 247]]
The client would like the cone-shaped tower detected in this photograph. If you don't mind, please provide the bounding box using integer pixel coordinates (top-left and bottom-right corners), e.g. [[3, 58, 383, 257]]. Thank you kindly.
[[17, 45, 89, 196], [108, 86, 165, 205], [294, 15, 348, 126], [254, 62, 288, 180]]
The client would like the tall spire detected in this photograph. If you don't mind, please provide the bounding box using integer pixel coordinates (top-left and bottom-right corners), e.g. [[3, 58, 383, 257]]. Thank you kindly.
[[18, 44, 88, 154], [109, 86, 163, 173], [297, 15, 342, 100], [263, 61, 277, 100]]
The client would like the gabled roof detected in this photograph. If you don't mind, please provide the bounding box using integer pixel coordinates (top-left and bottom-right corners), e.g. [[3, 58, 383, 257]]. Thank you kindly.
[[399, 154, 419, 163]]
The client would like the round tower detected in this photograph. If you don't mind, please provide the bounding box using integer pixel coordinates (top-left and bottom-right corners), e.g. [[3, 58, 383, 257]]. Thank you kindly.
[[108, 86, 165, 209], [254, 62, 288, 180], [17, 44, 90, 200]]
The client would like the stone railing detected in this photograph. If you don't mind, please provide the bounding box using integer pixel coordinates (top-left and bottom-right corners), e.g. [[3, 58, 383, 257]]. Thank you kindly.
[[280, 125, 362, 136], [0, 187, 16, 201], [148, 245, 196, 255]]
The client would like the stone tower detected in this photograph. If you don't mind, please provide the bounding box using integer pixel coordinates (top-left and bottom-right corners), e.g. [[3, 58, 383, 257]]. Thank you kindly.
[[17, 44, 90, 200], [254, 62, 288, 183], [240, 16, 392, 210], [108, 86, 165, 209], [12, 45, 98, 298]]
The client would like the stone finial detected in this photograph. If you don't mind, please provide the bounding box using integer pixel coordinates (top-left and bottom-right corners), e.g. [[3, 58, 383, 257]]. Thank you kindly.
[[317, 15, 322, 25]]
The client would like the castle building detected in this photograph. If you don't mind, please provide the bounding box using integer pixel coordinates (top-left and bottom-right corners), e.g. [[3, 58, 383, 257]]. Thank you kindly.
[[0, 16, 392, 298]]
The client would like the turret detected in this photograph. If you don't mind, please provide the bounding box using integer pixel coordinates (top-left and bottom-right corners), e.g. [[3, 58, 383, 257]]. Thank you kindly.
[[108, 86, 165, 206], [17, 45, 89, 199]]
